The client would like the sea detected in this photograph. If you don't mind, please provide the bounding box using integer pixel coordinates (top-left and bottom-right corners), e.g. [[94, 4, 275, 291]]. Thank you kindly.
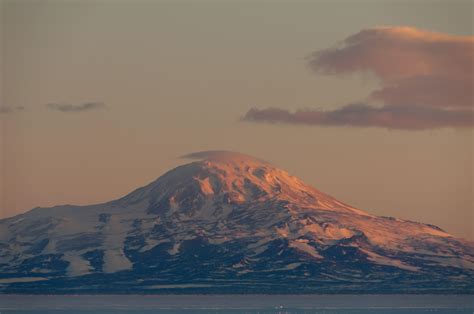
[[0, 295, 472, 313]]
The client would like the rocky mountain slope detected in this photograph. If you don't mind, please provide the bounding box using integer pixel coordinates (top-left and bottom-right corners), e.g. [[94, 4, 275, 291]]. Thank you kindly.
[[0, 151, 473, 293]]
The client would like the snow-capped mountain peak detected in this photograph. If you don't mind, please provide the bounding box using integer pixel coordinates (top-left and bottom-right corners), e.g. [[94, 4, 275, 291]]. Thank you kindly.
[[118, 150, 368, 218], [0, 151, 472, 294]]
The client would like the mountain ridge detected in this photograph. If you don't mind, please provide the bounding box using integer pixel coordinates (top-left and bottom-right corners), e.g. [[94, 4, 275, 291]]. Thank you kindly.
[[0, 151, 473, 294]]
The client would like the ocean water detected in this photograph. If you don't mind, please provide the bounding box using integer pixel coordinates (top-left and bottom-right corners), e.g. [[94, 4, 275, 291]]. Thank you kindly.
[[0, 295, 472, 313]]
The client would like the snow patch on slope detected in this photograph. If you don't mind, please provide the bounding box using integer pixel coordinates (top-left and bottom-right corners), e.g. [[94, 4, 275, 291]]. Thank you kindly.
[[289, 239, 322, 259], [360, 248, 419, 272], [63, 253, 92, 276], [102, 216, 132, 273]]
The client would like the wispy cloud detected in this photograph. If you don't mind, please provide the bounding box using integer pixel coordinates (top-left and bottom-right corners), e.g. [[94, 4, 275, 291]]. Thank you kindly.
[[46, 102, 106, 113], [243, 104, 473, 130], [0, 105, 25, 114], [244, 26, 474, 130]]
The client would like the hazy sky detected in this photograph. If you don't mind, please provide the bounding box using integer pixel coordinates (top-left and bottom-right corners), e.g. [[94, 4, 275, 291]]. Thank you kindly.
[[1, 0, 473, 239]]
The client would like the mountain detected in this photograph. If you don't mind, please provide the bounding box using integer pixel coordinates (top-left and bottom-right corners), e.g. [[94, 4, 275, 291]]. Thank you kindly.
[[0, 151, 473, 294]]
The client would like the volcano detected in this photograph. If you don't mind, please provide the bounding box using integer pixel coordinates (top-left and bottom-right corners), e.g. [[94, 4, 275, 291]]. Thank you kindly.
[[0, 151, 473, 293]]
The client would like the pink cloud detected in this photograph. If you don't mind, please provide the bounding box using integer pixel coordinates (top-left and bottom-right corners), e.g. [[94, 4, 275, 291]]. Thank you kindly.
[[243, 26, 473, 130], [309, 26, 474, 108], [370, 75, 472, 109]]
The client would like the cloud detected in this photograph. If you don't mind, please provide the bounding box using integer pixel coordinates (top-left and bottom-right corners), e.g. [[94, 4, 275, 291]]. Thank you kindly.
[[369, 75, 472, 109], [308, 26, 473, 108], [46, 102, 106, 112], [0, 105, 25, 114], [181, 150, 267, 163], [242, 104, 473, 130], [244, 26, 473, 130]]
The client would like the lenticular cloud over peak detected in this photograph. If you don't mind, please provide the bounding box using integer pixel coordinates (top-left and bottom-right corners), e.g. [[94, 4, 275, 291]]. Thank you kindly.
[[181, 150, 269, 164]]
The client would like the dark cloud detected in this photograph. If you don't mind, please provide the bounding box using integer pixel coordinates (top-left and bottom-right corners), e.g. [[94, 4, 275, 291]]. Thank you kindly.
[[46, 102, 106, 113], [242, 104, 474, 130], [0, 105, 25, 114]]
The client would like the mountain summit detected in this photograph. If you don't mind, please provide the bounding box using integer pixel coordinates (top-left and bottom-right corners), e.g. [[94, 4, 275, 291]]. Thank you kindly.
[[1, 151, 473, 293], [119, 150, 367, 218]]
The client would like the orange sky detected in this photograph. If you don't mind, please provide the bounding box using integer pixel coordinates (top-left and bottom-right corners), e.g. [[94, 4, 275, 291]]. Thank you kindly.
[[1, 0, 473, 239]]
